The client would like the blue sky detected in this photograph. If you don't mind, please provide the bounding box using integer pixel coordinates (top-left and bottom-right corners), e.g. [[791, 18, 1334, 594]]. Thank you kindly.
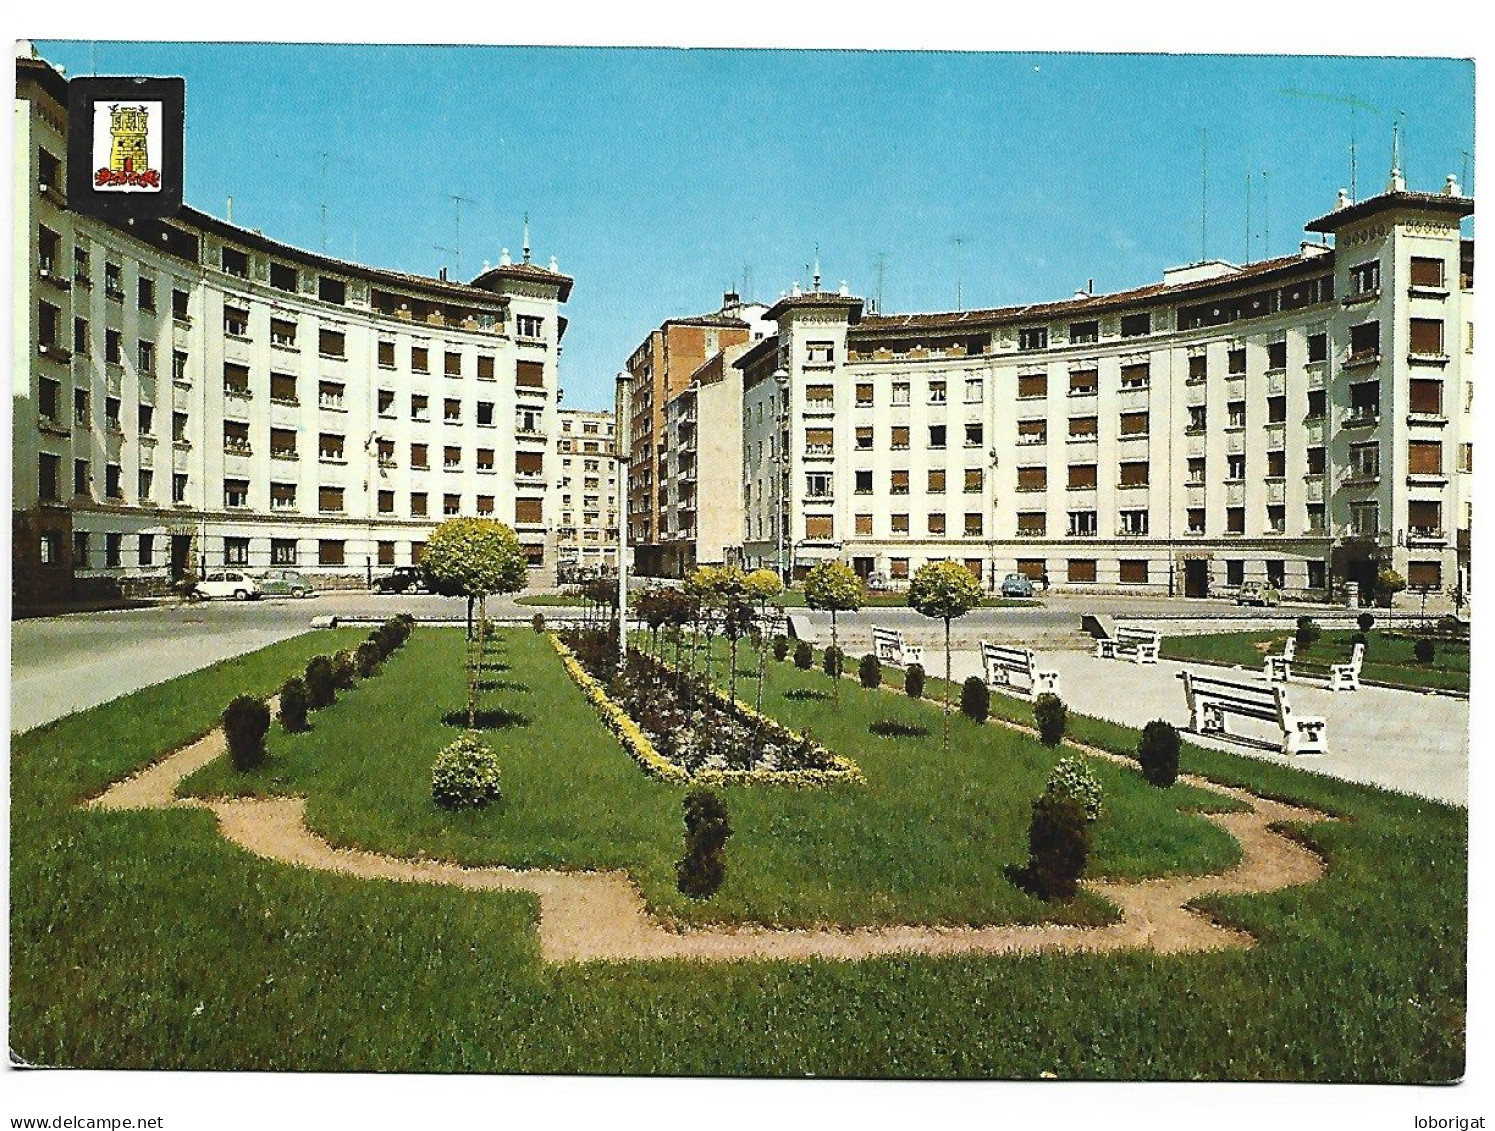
[[38, 43, 1475, 410]]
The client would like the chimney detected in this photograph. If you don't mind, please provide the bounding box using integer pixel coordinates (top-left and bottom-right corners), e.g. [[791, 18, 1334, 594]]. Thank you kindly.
[[438, 266, 448, 282], [1445, 173, 1463, 197]]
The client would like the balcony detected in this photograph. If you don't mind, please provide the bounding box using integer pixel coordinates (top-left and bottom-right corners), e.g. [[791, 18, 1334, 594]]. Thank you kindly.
[[1407, 526, 1447, 547], [1342, 349, 1380, 370], [223, 441, 253, 458], [38, 257, 71, 291], [804, 443, 835, 460], [1341, 409, 1380, 430], [38, 341, 72, 364], [270, 447, 299, 462]]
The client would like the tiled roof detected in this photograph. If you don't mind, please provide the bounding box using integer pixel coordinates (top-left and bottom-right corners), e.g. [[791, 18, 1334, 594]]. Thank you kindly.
[[468, 261, 574, 302], [1305, 189, 1474, 233], [763, 291, 865, 322]]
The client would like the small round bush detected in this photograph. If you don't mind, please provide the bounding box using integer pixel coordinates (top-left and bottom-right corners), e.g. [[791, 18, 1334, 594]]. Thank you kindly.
[[431, 732, 502, 810], [677, 787, 731, 899], [331, 650, 357, 690], [961, 675, 990, 723], [1137, 719, 1180, 788], [1357, 611, 1375, 633], [1295, 616, 1321, 648], [859, 653, 882, 690], [304, 656, 336, 709], [223, 695, 271, 771], [355, 640, 382, 678], [822, 644, 844, 679], [278, 677, 310, 734], [904, 663, 925, 699], [531, 612, 546, 634], [1414, 638, 1436, 663], [793, 640, 814, 670], [1044, 754, 1103, 821], [1034, 692, 1068, 747], [1016, 792, 1091, 901], [773, 635, 790, 662], [1350, 630, 1369, 651]]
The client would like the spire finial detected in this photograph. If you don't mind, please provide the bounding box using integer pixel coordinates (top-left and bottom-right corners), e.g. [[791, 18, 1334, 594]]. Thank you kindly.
[[1388, 118, 1406, 192], [522, 213, 531, 264], [812, 244, 821, 292]]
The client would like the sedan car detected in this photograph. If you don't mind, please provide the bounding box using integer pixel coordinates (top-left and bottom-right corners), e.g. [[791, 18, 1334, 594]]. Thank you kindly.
[[1000, 572, 1037, 598], [373, 566, 426, 594], [1235, 582, 1281, 607], [254, 569, 314, 598], [194, 571, 262, 601]]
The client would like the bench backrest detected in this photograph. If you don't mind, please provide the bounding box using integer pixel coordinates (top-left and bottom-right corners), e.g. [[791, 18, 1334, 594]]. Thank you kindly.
[[1116, 625, 1160, 644], [1345, 641, 1365, 672], [981, 640, 1034, 671], [872, 627, 903, 648], [1281, 637, 1297, 661], [1180, 670, 1288, 725]]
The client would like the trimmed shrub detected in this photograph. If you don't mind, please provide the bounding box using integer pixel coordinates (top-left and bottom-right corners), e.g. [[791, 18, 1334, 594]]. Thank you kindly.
[[354, 640, 382, 678], [305, 656, 336, 709], [223, 695, 271, 771], [1357, 611, 1375, 633], [531, 612, 546, 634], [822, 644, 844, 679], [278, 677, 310, 734], [772, 635, 790, 662], [1351, 630, 1369, 651], [677, 787, 731, 899], [1034, 692, 1068, 747], [332, 650, 357, 690], [1015, 793, 1091, 901], [859, 653, 882, 690], [904, 663, 925, 700], [1137, 719, 1180, 788], [1044, 755, 1103, 821], [961, 675, 990, 723], [431, 732, 502, 810], [793, 640, 814, 670], [1414, 638, 1436, 663], [1295, 616, 1321, 648]]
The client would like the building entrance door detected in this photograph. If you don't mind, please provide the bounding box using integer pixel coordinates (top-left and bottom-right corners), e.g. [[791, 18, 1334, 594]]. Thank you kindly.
[[170, 534, 193, 581], [852, 556, 874, 581], [1184, 559, 1209, 598]]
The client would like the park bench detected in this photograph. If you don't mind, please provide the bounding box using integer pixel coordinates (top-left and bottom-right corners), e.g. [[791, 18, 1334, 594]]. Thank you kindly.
[[1177, 670, 1327, 756], [872, 626, 925, 669], [1264, 637, 1296, 683], [1287, 641, 1366, 692], [1095, 624, 1161, 664], [980, 641, 1060, 699]]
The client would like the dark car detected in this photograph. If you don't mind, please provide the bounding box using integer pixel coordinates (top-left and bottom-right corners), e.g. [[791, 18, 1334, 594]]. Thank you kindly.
[[373, 566, 426, 594]]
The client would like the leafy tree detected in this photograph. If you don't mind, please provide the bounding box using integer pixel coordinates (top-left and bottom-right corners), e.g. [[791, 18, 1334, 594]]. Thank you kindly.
[[802, 561, 864, 701], [743, 569, 784, 711], [421, 518, 528, 727], [1375, 567, 1407, 609], [907, 561, 984, 749]]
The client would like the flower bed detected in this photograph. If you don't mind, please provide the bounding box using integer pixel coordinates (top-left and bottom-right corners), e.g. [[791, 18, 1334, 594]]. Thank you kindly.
[[550, 631, 862, 787]]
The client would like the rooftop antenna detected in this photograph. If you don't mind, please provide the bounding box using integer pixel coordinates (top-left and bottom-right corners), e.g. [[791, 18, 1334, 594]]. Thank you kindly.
[[522, 213, 531, 265], [227, 195, 234, 225], [1461, 150, 1471, 194], [319, 152, 329, 251], [1278, 89, 1383, 203], [1199, 128, 1208, 262], [448, 193, 475, 278], [952, 236, 967, 312], [1261, 169, 1270, 258], [1244, 170, 1252, 265], [812, 244, 821, 293], [743, 264, 753, 302], [875, 251, 887, 313]]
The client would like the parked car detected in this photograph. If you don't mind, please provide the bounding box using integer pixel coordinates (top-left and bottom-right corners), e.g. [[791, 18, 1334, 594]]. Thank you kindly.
[[1000, 572, 1037, 598], [194, 571, 262, 601], [373, 566, 426, 594], [254, 569, 314, 598], [1235, 582, 1281, 607]]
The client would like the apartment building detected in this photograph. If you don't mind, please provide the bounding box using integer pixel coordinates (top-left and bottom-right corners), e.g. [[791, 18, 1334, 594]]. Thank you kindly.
[[655, 342, 749, 576], [624, 294, 769, 575], [555, 408, 620, 574], [741, 179, 1473, 602], [14, 52, 571, 605]]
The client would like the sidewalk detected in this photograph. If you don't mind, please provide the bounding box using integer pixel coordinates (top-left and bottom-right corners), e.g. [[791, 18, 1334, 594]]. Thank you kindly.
[[941, 648, 1467, 807]]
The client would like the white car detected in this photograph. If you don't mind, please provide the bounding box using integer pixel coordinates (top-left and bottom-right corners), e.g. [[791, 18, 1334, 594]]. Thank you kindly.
[[194, 571, 262, 601]]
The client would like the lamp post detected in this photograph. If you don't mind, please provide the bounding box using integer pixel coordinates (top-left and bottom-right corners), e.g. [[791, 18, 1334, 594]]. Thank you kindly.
[[773, 366, 790, 584], [614, 371, 634, 666]]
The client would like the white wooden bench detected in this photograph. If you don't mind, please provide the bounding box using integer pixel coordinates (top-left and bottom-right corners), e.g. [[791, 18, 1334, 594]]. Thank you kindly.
[[981, 641, 1060, 698], [1178, 670, 1327, 756], [1095, 624, 1161, 664], [872, 626, 924, 668], [1330, 641, 1365, 692], [1264, 637, 1296, 683]]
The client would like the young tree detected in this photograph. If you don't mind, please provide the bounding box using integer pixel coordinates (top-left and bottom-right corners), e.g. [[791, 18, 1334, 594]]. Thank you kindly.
[[802, 561, 864, 702], [907, 560, 984, 750], [421, 517, 528, 728], [743, 568, 784, 711], [707, 565, 754, 703]]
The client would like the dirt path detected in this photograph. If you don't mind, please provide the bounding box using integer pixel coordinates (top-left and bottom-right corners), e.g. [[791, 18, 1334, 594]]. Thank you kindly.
[[86, 706, 1329, 965]]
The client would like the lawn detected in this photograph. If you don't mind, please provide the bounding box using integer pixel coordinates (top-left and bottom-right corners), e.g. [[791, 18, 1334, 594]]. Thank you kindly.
[[10, 627, 1466, 1078], [1159, 628, 1469, 693], [516, 590, 1041, 609], [181, 627, 1238, 929]]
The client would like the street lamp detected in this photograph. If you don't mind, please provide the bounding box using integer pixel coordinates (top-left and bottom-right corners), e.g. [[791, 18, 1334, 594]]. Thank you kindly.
[[773, 366, 790, 584], [614, 371, 634, 666]]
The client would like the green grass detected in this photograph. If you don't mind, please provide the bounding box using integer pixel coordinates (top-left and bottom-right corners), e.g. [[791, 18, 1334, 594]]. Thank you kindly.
[[10, 629, 1466, 1078], [517, 591, 1040, 609], [1160, 628, 1469, 693], [515, 592, 599, 606], [181, 628, 1238, 929]]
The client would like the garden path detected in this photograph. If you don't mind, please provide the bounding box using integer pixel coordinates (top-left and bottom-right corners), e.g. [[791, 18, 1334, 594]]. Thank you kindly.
[[86, 697, 1331, 965]]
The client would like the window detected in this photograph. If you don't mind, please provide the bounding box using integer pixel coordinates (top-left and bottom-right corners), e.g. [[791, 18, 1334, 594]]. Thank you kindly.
[[319, 433, 345, 462], [1307, 332, 1328, 363], [851, 382, 874, 407], [137, 340, 156, 375], [1408, 440, 1443, 476], [270, 262, 297, 292], [516, 314, 543, 339], [375, 388, 395, 416], [1227, 400, 1246, 428], [1018, 372, 1047, 398], [854, 426, 873, 450], [891, 382, 910, 405], [76, 389, 91, 427], [378, 490, 395, 515], [319, 540, 346, 567], [1267, 505, 1286, 534], [1019, 326, 1048, 351], [1306, 447, 1326, 475], [1411, 257, 1446, 289], [74, 458, 91, 496], [964, 513, 983, 536], [1017, 466, 1046, 492], [39, 454, 60, 502], [1069, 368, 1098, 395], [1017, 512, 1046, 536], [138, 276, 155, 311], [1119, 411, 1149, 436], [172, 473, 188, 504], [376, 541, 396, 567], [516, 360, 545, 389], [1068, 416, 1098, 439], [516, 451, 544, 476], [1350, 500, 1379, 536], [104, 262, 124, 299], [270, 318, 297, 348], [1120, 363, 1149, 389], [1266, 560, 1286, 588], [1120, 312, 1150, 337], [1228, 347, 1246, 375], [1349, 442, 1380, 480], [1187, 405, 1207, 433], [475, 355, 495, 381], [1307, 389, 1327, 419], [1307, 504, 1326, 533], [221, 247, 248, 277], [477, 401, 495, 426], [1187, 508, 1205, 534], [1224, 560, 1245, 586], [1460, 443, 1473, 473], [806, 341, 834, 363], [224, 479, 250, 508], [74, 532, 90, 568], [319, 381, 346, 411], [270, 373, 298, 404], [964, 468, 983, 494], [319, 486, 345, 513], [224, 537, 249, 567], [1410, 378, 1443, 416], [965, 377, 984, 403], [1410, 318, 1445, 357], [928, 379, 947, 404], [1226, 507, 1245, 535], [890, 425, 910, 450], [412, 345, 430, 373], [1119, 559, 1148, 584], [921, 468, 944, 494], [1350, 320, 1380, 358], [138, 533, 155, 566], [223, 306, 249, 337], [222, 421, 250, 454], [1067, 558, 1098, 582], [1226, 454, 1245, 481], [961, 423, 983, 449], [105, 329, 122, 364], [1018, 419, 1047, 445], [927, 512, 946, 535], [891, 513, 910, 535], [172, 350, 189, 381], [890, 470, 910, 495], [444, 350, 463, 378], [1407, 560, 1443, 589], [318, 277, 346, 305], [1408, 500, 1442, 536], [1188, 354, 1208, 382], [411, 492, 428, 517], [39, 378, 61, 424], [1067, 509, 1097, 536], [805, 515, 835, 540], [928, 424, 947, 449], [1349, 380, 1380, 420], [855, 513, 873, 536], [1267, 340, 1287, 371], [224, 362, 250, 396], [1349, 260, 1380, 296], [1070, 320, 1099, 344], [270, 482, 297, 511], [411, 541, 427, 564], [172, 289, 190, 321], [1118, 461, 1148, 487], [1267, 395, 1287, 424], [854, 470, 873, 494], [74, 317, 88, 353], [319, 329, 346, 358]]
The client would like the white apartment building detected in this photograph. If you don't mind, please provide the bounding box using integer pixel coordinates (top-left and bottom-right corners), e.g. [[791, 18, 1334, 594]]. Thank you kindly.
[[15, 52, 571, 604], [741, 178, 1473, 602], [555, 408, 620, 573]]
